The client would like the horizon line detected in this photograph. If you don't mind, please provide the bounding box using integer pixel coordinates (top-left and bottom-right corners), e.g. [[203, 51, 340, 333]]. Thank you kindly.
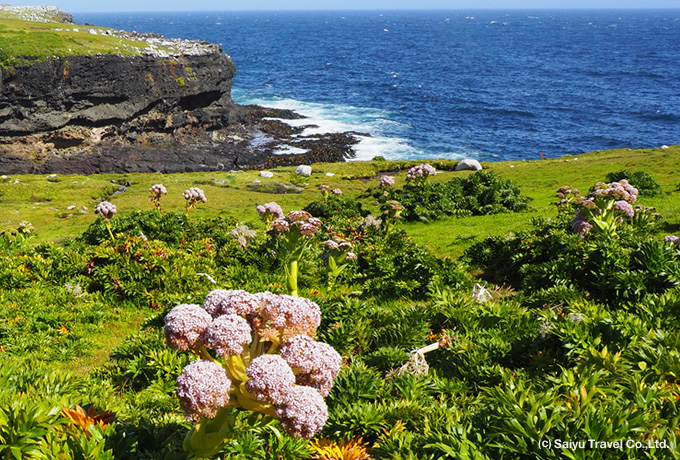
[[70, 7, 680, 14]]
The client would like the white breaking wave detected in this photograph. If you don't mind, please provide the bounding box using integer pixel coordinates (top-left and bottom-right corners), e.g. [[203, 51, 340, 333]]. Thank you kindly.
[[232, 90, 425, 161]]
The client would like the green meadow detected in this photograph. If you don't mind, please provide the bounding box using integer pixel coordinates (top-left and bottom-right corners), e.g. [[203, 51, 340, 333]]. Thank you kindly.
[[0, 146, 679, 459]]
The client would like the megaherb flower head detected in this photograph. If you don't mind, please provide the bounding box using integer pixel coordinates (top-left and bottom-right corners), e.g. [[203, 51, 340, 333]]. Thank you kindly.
[[382, 200, 405, 223], [569, 179, 640, 237], [331, 188, 342, 195], [94, 201, 117, 241], [183, 187, 207, 217], [202, 314, 252, 357], [164, 304, 213, 351], [380, 175, 395, 188], [406, 163, 437, 185], [94, 201, 117, 220], [267, 210, 324, 296], [148, 183, 167, 211], [229, 224, 257, 249], [256, 202, 284, 226], [165, 290, 340, 455], [321, 238, 357, 292], [280, 334, 342, 396], [202, 289, 260, 318], [245, 354, 296, 405], [613, 200, 634, 217], [555, 185, 581, 210], [664, 235, 679, 244], [276, 385, 329, 440], [176, 360, 232, 422]]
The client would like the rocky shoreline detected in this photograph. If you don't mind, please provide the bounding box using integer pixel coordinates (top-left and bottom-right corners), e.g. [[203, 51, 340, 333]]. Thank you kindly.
[[0, 6, 360, 174]]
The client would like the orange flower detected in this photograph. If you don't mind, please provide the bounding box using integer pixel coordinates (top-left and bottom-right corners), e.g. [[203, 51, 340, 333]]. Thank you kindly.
[[61, 405, 116, 437], [310, 437, 372, 460]]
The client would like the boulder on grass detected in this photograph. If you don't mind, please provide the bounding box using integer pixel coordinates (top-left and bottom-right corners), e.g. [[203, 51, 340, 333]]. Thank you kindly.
[[455, 159, 483, 171], [295, 165, 312, 177]]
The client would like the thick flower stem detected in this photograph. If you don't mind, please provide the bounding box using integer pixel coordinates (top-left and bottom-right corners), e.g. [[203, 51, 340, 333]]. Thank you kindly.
[[183, 407, 237, 459], [105, 222, 115, 242], [287, 259, 299, 297]]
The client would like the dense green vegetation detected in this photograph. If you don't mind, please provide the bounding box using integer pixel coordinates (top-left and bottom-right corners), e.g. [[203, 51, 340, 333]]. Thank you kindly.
[[0, 147, 679, 458]]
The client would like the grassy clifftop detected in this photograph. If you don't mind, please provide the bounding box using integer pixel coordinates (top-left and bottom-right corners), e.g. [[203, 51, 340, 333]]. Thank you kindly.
[[0, 15, 149, 68], [0, 6, 211, 69]]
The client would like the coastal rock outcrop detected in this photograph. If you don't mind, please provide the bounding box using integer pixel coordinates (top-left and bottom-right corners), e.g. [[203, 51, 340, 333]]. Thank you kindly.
[[0, 6, 358, 174]]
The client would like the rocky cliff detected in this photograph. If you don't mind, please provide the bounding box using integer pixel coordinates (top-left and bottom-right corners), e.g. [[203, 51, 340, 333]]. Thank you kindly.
[[0, 7, 357, 174]]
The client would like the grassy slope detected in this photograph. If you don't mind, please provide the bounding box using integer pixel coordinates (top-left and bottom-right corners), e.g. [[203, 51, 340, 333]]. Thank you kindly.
[[0, 15, 159, 67], [1, 146, 679, 257]]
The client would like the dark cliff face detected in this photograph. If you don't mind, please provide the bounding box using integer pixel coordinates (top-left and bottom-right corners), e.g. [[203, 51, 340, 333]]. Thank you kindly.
[[0, 53, 236, 135], [0, 51, 357, 174]]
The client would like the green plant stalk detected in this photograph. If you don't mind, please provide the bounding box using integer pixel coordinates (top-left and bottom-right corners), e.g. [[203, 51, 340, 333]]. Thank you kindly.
[[325, 254, 348, 293], [105, 221, 115, 242], [286, 258, 299, 297], [183, 407, 237, 459]]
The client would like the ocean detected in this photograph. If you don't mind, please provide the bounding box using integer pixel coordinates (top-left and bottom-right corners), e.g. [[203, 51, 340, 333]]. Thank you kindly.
[[75, 10, 680, 162]]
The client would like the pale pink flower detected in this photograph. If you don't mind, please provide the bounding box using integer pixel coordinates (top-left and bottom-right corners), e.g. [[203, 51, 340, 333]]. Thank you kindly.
[[245, 354, 295, 405], [176, 360, 231, 422], [202, 314, 252, 357], [276, 385, 329, 439], [164, 304, 212, 351]]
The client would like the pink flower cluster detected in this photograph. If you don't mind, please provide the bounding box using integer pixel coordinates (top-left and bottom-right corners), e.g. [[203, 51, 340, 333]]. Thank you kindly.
[[165, 290, 341, 438], [176, 360, 232, 422], [588, 179, 638, 203], [406, 163, 437, 183], [149, 183, 167, 197], [256, 202, 284, 222], [183, 187, 207, 203], [331, 188, 342, 195], [323, 238, 357, 261], [270, 210, 323, 237], [665, 235, 679, 244], [571, 210, 594, 238], [94, 201, 117, 220], [568, 180, 640, 237], [380, 175, 395, 188], [555, 185, 580, 206]]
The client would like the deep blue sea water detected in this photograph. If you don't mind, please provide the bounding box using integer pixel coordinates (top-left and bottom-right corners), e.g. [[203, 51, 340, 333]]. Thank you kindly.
[[75, 10, 680, 161]]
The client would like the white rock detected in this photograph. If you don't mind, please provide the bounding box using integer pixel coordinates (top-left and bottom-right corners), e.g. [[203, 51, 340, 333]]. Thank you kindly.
[[661, 145, 669, 149], [295, 165, 312, 177], [325, 172, 336, 177], [260, 171, 274, 178], [455, 159, 483, 171], [252, 179, 261, 183], [66, 205, 76, 210]]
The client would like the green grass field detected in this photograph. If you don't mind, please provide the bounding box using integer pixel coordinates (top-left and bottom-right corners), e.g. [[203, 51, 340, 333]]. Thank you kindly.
[[0, 15, 169, 68], [2, 146, 680, 459], [2, 146, 678, 256]]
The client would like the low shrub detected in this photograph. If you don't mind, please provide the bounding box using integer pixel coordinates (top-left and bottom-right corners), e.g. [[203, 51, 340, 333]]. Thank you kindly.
[[385, 170, 531, 222]]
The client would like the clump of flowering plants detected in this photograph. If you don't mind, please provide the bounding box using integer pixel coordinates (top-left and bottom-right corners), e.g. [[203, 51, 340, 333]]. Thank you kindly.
[[148, 183, 167, 212], [256, 201, 284, 227], [405, 163, 437, 186], [322, 237, 357, 292], [563, 179, 639, 238], [164, 290, 341, 458], [267, 210, 322, 296], [183, 187, 207, 218], [94, 201, 117, 242]]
